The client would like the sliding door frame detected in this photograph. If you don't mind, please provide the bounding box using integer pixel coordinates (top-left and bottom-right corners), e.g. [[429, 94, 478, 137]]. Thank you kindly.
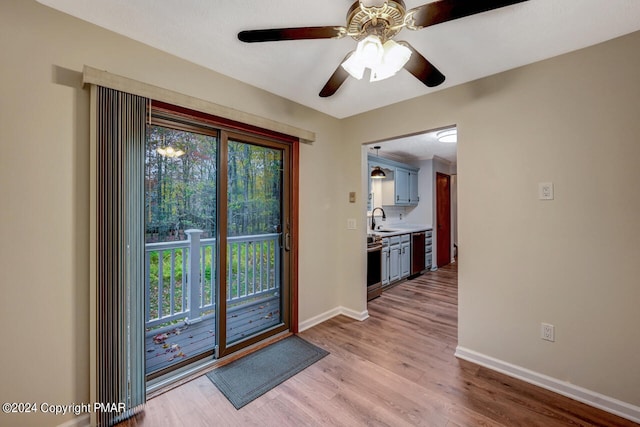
[[217, 131, 295, 358], [149, 101, 299, 362]]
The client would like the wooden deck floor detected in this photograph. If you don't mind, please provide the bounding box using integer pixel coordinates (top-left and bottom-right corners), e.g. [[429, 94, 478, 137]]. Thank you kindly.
[[146, 296, 280, 375]]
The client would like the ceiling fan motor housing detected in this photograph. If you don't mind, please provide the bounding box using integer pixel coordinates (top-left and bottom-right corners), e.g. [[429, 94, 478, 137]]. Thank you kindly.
[[346, 0, 407, 42]]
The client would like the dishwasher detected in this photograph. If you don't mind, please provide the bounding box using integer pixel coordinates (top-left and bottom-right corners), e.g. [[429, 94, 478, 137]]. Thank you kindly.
[[411, 231, 426, 276], [366, 236, 382, 300]]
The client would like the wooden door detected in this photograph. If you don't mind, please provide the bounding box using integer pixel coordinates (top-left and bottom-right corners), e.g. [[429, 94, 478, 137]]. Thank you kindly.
[[436, 173, 451, 267]]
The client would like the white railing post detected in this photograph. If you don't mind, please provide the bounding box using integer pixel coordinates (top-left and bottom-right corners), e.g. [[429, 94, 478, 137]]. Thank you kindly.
[[185, 229, 203, 324]]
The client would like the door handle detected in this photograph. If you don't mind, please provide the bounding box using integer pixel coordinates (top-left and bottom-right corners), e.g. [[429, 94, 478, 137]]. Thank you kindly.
[[284, 232, 291, 252]]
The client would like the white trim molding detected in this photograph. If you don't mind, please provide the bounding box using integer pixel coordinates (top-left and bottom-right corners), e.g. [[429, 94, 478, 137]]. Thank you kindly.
[[455, 346, 640, 424], [298, 306, 369, 332]]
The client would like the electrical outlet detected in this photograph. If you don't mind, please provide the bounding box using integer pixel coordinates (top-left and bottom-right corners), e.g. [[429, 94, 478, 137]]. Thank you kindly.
[[541, 323, 555, 342], [347, 218, 356, 230], [538, 182, 554, 200]]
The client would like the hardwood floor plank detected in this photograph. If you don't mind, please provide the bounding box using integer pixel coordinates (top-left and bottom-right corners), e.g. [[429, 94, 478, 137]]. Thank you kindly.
[[117, 264, 638, 427]]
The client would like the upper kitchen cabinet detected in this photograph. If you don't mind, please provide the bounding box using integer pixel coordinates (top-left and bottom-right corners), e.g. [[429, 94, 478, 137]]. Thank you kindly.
[[394, 167, 419, 205], [368, 154, 419, 208], [409, 170, 419, 204]]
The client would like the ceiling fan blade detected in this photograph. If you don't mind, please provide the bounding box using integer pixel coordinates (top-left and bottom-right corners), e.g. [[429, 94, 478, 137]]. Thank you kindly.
[[319, 54, 352, 97], [408, 0, 528, 29], [238, 26, 346, 43], [400, 42, 446, 88]]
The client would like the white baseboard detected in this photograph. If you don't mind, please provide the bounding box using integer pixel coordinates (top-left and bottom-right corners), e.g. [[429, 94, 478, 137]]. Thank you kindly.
[[298, 306, 369, 332], [57, 414, 90, 427], [455, 346, 640, 424]]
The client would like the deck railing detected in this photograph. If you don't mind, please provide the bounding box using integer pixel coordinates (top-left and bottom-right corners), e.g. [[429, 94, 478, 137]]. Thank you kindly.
[[144, 229, 280, 330]]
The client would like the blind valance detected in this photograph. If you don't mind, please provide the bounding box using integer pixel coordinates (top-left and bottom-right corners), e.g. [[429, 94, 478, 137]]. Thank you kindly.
[[82, 65, 316, 143]]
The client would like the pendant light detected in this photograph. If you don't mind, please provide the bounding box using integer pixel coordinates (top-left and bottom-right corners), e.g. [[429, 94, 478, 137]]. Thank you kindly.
[[371, 146, 386, 179]]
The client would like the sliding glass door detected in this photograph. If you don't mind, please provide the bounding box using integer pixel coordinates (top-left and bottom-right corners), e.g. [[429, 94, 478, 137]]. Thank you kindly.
[[219, 133, 290, 356], [144, 111, 292, 378], [144, 123, 219, 377]]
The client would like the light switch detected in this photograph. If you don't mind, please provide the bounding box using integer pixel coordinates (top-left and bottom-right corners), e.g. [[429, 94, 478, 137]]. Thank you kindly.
[[538, 182, 554, 200], [349, 191, 356, 203]]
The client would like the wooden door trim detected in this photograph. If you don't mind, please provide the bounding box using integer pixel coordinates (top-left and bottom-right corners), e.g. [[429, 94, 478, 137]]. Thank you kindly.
[[436, 172, 451, 268], [291, 141, 299, 333]]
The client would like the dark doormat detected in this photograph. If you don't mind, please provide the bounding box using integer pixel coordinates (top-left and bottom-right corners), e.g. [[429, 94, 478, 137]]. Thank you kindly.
[[206, 335, 329, 409]]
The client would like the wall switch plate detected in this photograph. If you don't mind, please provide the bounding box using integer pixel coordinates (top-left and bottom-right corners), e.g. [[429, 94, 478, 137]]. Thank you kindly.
[[347, 218, 356, 230], [538, 182, 554, 200], [541, 323, 555, 342], [349, 191, 356, 203]]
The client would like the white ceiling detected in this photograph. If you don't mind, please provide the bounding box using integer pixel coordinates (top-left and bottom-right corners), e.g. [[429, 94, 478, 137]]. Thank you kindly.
[[38, 0, 640, 121], [35, 0, 640, 163], [369, 126, 458, 164]]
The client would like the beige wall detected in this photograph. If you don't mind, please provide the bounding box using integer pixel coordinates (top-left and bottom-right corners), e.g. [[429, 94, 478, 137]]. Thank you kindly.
[[0, 1, 364, 426], [1, 0, 639, 425], [345, 31, 640, 407]]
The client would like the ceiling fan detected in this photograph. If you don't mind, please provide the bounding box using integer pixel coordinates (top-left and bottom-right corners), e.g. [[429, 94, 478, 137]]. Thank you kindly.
[[238, 0, 528, 97]]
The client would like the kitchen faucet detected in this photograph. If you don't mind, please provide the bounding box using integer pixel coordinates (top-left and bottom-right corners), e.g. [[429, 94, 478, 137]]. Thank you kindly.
[[371, 207, 386, 230]]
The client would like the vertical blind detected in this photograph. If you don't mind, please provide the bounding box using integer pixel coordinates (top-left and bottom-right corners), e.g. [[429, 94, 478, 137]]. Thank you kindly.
[[95, 87, 147, 426]]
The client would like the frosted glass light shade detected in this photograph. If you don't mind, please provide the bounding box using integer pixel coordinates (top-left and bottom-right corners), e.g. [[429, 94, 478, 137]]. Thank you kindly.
[[342, 36, 412, 82]]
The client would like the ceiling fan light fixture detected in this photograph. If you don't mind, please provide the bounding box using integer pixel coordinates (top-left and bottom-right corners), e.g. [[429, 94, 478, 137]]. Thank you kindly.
[[239, 0, 529, 97], [358, 35, 385, 67], [157, 146, 185, 158], [341, 35, 412, 83], [341, 35, 385, 80], [341, 52, 366, 80], [383, 40, 411, 67], [437, 129, 457, 143], [370, 40, 412, 82]]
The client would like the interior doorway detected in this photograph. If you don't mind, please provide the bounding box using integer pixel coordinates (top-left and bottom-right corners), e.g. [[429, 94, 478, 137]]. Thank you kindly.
[[436, 172, 452, 267]]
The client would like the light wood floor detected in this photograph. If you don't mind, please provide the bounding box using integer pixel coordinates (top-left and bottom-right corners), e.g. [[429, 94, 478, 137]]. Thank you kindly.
[[120, 264, 638, 426]]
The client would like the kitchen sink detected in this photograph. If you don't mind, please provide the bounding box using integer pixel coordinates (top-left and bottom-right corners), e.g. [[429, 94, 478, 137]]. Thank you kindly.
[[375, 229, 398, 233]]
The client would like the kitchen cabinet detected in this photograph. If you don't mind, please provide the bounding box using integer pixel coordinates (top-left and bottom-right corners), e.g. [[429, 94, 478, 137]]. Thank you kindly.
[[381, 243, 389, 287], [400, 237, 411, 279], [394, 168, 420, 205], [381, 234, 411, 286], [395, 167, 410, 204], [425, 229, 433, 270], [389, 238, 401, 283], [367, 164, 375, 211], [409, 171, 419, 205], [376, 227, 431, 292], [368, 154, 419, 208]]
